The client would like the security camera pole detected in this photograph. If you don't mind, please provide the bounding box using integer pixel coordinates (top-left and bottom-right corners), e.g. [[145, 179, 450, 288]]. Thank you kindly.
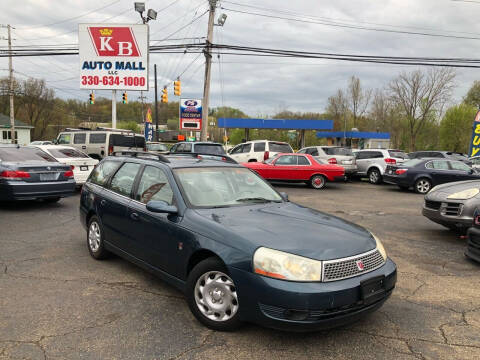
[[200, 0, 217, 141]]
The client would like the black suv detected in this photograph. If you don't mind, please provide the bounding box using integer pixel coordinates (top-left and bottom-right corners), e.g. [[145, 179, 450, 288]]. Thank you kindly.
[[169, 141, 226, 155]]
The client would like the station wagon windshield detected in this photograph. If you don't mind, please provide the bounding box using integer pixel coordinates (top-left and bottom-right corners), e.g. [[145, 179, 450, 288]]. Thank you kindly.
[[174, 167, 282, 207]]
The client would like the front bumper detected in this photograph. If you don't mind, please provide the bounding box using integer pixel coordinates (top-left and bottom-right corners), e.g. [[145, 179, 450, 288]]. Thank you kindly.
[[0, 180, 76, 200], [229, 258, 396, 331], [466, 227, 480, 262], [422, 205, 472, 229]]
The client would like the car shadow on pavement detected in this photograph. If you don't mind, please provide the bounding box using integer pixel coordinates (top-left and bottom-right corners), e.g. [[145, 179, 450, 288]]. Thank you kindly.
[[0, 199, 68, 211]]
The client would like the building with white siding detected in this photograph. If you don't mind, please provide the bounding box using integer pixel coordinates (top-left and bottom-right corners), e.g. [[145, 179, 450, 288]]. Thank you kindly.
[[0, 114, 34, 145]]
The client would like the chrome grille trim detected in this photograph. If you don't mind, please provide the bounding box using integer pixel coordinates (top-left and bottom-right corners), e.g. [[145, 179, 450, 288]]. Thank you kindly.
[[322, 248, 385, 282]]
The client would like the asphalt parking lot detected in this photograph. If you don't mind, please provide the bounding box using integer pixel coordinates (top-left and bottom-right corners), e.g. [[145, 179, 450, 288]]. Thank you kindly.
[[1, 181, 479, 360]]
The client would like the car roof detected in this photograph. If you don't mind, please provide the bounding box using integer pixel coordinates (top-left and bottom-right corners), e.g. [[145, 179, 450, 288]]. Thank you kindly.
[[176, 141, 223, 146], [29, 145, 76, 150]]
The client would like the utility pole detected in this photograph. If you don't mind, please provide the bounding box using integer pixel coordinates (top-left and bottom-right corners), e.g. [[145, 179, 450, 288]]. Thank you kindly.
[[7, 25, 15, 143], [200, 0, 217, 141], [154, 64, 159, 141], [139, 91, 147, 123], [112, 90, 117, 129]]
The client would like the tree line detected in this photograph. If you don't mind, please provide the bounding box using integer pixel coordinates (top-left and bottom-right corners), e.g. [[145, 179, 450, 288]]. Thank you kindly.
[[1, 67, 480, 152]]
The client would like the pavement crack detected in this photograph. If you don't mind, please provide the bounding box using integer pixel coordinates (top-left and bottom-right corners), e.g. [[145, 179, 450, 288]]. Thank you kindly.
[[168, 330, 213, 360]]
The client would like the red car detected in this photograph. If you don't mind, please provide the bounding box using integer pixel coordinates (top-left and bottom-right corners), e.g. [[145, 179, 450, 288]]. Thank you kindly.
[[243, 153, 345, 189]]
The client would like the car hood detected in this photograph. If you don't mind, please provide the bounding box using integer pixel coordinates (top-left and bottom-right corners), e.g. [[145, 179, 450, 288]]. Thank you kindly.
[[426, 180, 480, 201], [193, 202, 376, 261]]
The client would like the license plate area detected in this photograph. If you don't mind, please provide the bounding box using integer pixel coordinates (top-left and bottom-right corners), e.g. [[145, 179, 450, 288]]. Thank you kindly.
[[80, 166, 88, 171], [361, 275, 386, 305], [39, 173, 59, 181]]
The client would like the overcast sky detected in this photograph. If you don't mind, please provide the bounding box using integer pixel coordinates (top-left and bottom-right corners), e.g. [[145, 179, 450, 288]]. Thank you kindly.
[[1, 0, 480, 117]]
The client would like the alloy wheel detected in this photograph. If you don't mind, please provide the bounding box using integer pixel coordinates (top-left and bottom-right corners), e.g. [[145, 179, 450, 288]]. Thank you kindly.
[[194, 271, 239, 322], [88, 221, 101, 252], [369, 170, 380, 184], [416, 179, 431, 194]]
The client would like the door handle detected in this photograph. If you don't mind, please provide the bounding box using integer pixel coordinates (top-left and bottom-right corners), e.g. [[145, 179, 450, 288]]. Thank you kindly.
[[100, 199, 107, 206], [130, 212, 139, 221]]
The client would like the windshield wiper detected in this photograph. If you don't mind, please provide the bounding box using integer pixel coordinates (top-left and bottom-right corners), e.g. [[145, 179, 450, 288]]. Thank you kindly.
[[235, 197, 281, 203]]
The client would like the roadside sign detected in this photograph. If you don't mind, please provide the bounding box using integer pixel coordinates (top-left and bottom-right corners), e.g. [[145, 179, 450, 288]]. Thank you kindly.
[[179, 99, 202, 131], [78, 24, 149, 91], [187, 136, 196, 142]]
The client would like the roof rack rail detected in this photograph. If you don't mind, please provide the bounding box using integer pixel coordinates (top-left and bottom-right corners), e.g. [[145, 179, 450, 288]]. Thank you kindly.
[[112, 150, 170, 163], [167, 152, 237, 164]]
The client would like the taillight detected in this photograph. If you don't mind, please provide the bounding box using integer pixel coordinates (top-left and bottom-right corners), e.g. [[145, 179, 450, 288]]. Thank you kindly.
[[385, 158, 396, 164], [108, 145, 113, 155], [0, 170, 30, 179], [475, 215, 480, 226], [264, 151, 269, 161], [63, 170, 74, 178], [70, 165, 75, 170], [395, 169, 407, 175], [328, 158, 337, 164]]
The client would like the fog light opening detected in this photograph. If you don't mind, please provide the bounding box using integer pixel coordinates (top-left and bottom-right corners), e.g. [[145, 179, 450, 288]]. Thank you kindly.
[[284, 309, 310, 321]]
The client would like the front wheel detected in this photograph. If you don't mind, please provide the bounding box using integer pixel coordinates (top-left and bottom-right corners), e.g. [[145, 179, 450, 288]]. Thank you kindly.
[[186, 258, 241, 331], [414, 178, 432, 194], [310, 175, 326, 189]]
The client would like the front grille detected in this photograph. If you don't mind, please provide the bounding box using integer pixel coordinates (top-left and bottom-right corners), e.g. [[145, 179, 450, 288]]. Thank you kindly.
[[425, 200, 441, 210], [443, 202, 462, 216], [322, 249, 385, 282]]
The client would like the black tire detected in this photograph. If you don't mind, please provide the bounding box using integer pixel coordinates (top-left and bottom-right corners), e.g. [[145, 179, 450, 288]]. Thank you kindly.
[[87, 216, 109, 260], [186, 257, 242, 331], [43, 197, 61, 203], [414, 178, 432, 194], [368, 168, 382, 184], [310, 174, 326, 189]]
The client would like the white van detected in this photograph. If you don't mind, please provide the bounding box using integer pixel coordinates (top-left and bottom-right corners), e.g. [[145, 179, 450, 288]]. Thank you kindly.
[[228, 140, 293, 163], [56, 128, 145, 160]]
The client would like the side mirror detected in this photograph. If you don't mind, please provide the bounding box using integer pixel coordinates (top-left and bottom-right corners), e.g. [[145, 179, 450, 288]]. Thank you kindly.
[[279, 192, 289, 201], [146, 200, 178, 214]]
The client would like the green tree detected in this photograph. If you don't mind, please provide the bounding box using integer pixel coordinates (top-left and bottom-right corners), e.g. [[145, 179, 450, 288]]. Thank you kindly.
[[464, 80, 480, 107], [439, 104, 477, 153]]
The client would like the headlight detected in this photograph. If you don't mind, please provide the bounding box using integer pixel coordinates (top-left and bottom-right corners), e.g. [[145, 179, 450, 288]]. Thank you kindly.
[[371, 233, 387, 261], [253, 247, 322, 281], [446, 188, 479, 200]]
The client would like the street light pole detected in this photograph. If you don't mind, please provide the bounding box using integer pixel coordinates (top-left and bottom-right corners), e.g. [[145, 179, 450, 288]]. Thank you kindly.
[[200, 0, 217, 142], [7, 24, 15, 143]]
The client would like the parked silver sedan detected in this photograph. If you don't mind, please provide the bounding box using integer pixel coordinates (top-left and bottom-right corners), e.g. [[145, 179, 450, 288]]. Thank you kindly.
[[422, 180, 480, 232]]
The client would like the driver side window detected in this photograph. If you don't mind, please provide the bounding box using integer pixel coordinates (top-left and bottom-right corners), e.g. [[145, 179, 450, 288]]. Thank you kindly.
[[136, 166, 174, 204]]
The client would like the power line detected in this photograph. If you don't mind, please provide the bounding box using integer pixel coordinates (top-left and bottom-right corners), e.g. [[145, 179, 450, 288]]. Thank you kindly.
[[221, 7, 480, 41]]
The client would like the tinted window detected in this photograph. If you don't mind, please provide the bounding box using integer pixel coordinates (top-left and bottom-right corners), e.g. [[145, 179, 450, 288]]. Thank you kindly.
[[269, 142, 292, 153], [184, 143, 192, 152], [194, 144, 226, 155], [48, 148, 89, 158], [146, 143, 168, 152], [136, 166, 174, 204], [371, 151, 384, 158], [275, 155, 296, 165], [242, 143, 252, 153], [450, 161, 471, 171], [109, 134, 145, 148], [254, 142, 266, 152], [74, 133, 86, 144], [388, 150, 407, 159], [89, 133, 106, 144], [88, 161, 120, 186], [297, 156, 309, 165], [402, 159, 424, 167], [230, 145, 243, 154], [57, 133, 71, 145], [109, 162, 141, 197], [306, 148, 319, 156], [0, 147, 56, 162], [322, 147, 353, 156], [356, 151, 373, 159], [174, 144, 185, 152], [430, 152, 444, 158]]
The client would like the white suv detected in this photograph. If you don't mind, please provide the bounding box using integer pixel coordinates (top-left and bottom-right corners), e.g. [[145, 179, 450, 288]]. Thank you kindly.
[[354, 149, 408, 184], [228, 140, 293, 163]]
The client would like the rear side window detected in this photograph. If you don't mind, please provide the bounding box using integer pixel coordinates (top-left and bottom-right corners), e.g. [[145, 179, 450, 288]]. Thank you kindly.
[[136, 166, 174, 204], [388, 150, 407, 159], [269, 142, 292, 153], [297, 156, 309, 165], [242, 143, 252, 153], [109, 162, 141, 197], [0, 147, 56, 162], [109, 134, 145, 148], [88, 160, 120, 186], [57, 133, 71, 145], [48, 148, 89, 158], [275, 155, 297, 165], [450, 161, 471, 171], [74, 133, 86, 144], [254, 142, 266, 152], [427, 160, 449, 170], [307, 148, 319, 156], [322, 147, 353, 156], [195, 144, 225, 155], [89, 133, 106, 144]]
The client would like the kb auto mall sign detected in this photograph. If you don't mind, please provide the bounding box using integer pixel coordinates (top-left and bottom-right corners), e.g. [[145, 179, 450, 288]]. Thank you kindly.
[[79, 24, 149, 90]]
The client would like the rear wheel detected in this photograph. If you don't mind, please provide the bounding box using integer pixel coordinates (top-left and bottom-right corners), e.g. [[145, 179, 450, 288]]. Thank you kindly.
[[414, 178, 432, 194], [186, 257, 241, 331], [368, 168, 382, 184], [87, 216, 109, 260], [310, 175, 326, 189]]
